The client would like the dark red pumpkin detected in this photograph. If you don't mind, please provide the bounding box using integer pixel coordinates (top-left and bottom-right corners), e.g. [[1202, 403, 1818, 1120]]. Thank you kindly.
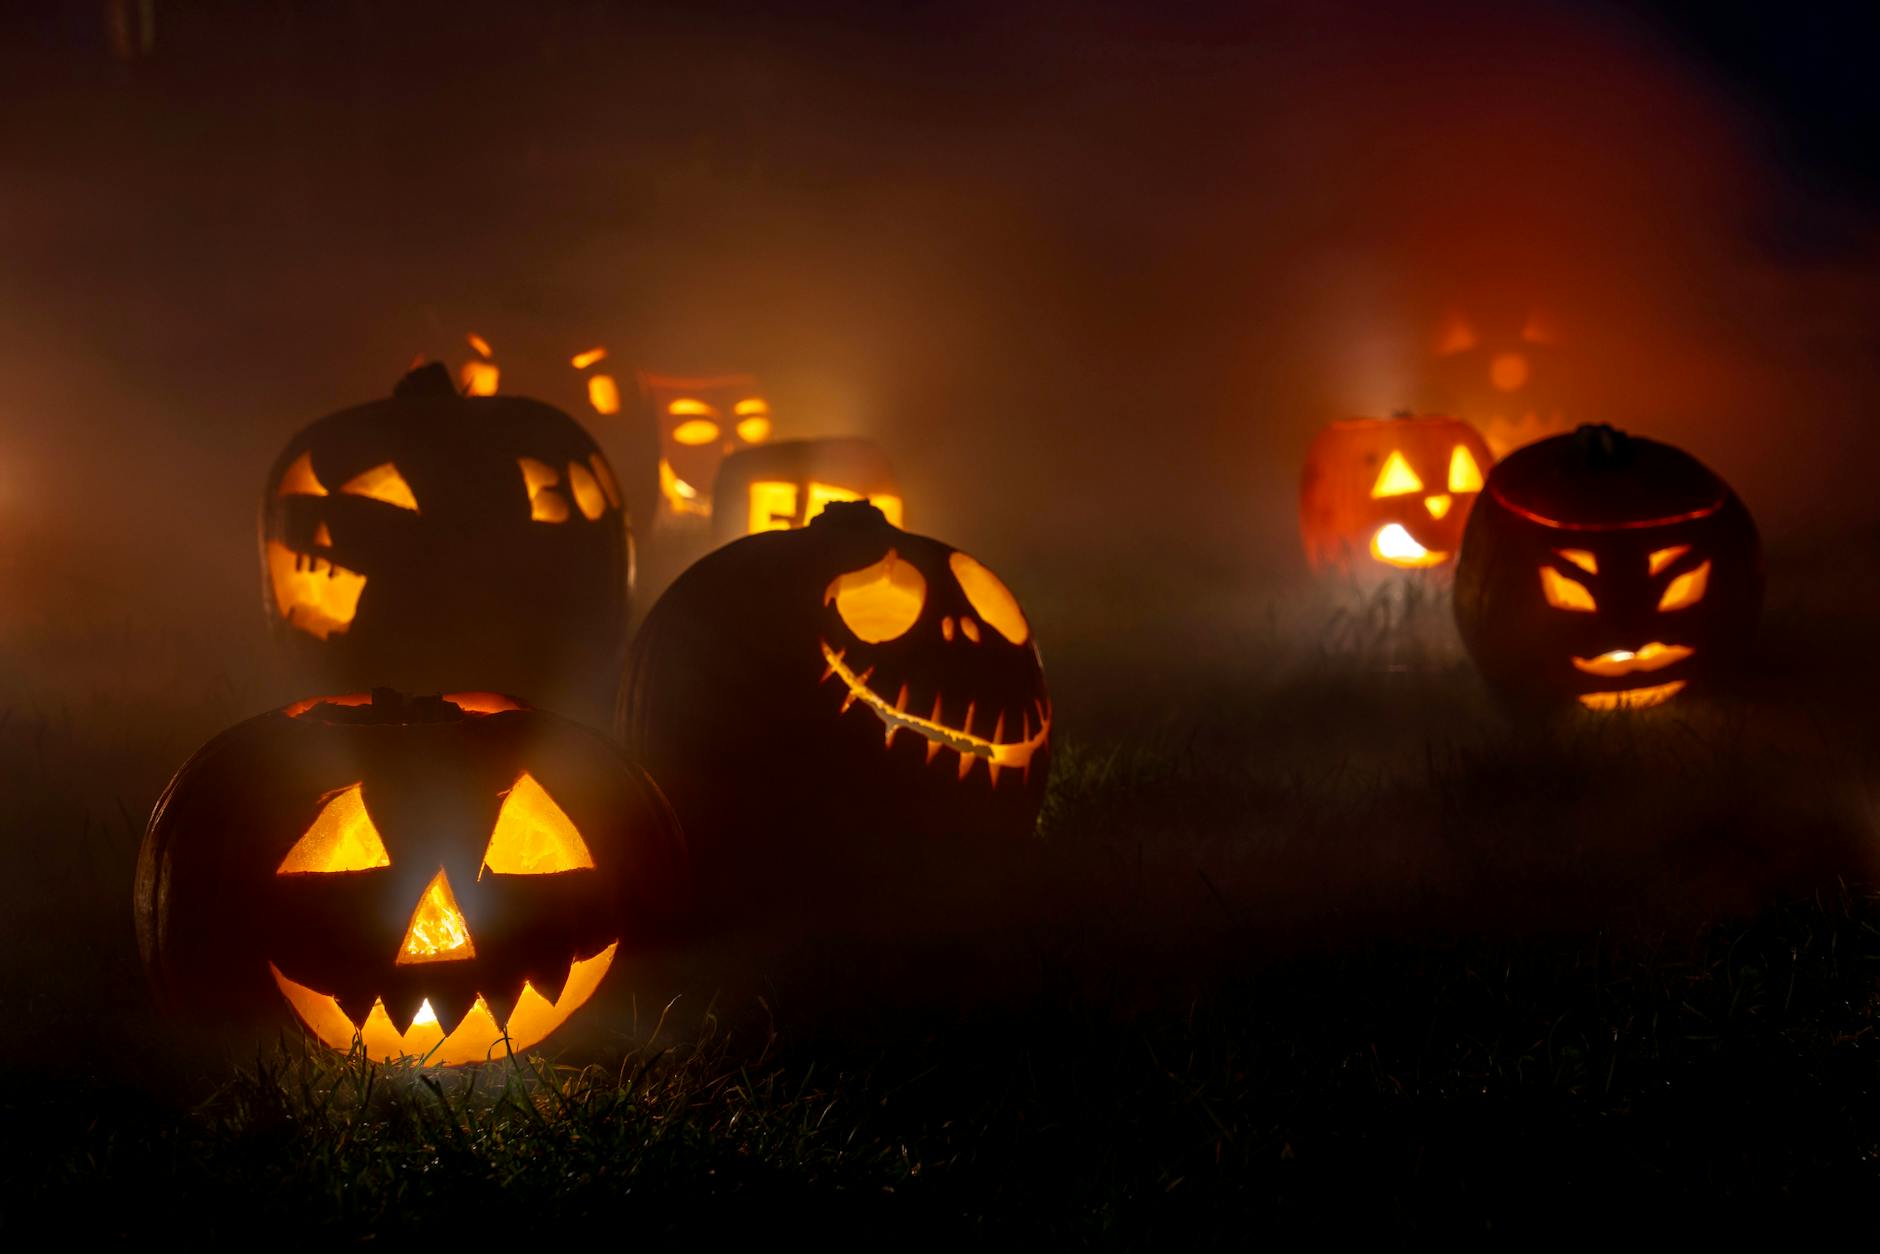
[[135, 690, 688, 1064], [261, 364, 632, 723], [1454, 424, 1762, 711], [620, 502, 1049, 910], [1300, 413, 1495, 574]]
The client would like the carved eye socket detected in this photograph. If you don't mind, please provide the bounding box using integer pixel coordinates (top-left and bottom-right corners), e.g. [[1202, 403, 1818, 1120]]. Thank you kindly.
[[278, 784, 391, 874], [827, 549, 927, 643], [1448, 446, 1485, 494], [734, 398, 772, 444], [1658, 561, 1711, 611], [673, 418, 721, 446], [949, 552, 1029, 644], [481, 773, 595, 876], [1540, 565, 1597, 612], [518, 458, 569, 523], [1648, 545, 1690, 576], [340, 463, 419, 512], [1371, 450, 1423, 498]]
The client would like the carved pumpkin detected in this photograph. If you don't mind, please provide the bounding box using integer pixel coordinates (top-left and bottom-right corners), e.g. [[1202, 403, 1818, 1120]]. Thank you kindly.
[[1300, 414, 1495, 574], [261, 363, 631, 721], [1428, 309, 1570, 457], [621, 502, 1049, 905], [1454, 424, 1762, 711], [637, 371, 773, 527], [710, 437, 903, 546], [135, 690, 688, 1064]]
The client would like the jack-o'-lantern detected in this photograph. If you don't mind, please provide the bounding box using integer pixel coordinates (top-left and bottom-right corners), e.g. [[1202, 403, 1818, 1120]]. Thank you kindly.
[[1428, 309, 1571, 457], [261, 363, 632, 722], [710, 437, 903, 545], [637, 371, 773, 526], [621, 502, 1049, 910], [1454, 424, 1761, 711], [134, 690, 689, 1064], [1300, 413, 1495, 574]]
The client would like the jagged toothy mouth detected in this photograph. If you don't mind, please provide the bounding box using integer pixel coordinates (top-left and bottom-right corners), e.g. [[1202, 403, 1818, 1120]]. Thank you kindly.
[[1577, 681, 1687, 711], [266, 540, 367, 641], [268, 942, 616, 1066], [819, 641, 1049, 784]]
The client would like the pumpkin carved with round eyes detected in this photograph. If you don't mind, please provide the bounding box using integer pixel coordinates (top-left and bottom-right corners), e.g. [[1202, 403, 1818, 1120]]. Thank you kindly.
[[1454, 424, 1762, 711], [621, 502, 1049, 907], [1300, 414, 1495, 574], [262, 363, 632, 721], [710, 437, 904, 545], [134, 690, 689, 1064], [636, 371, 774, 528]]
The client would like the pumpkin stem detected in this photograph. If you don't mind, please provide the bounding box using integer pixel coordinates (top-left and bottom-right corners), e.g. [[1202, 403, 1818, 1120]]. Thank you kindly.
[[813, 499, 889, 529], [1574, 422, 1632, 468], [393, 361, 459, 400]]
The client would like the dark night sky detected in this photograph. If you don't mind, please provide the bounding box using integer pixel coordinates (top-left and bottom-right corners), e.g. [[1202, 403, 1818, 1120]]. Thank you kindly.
[[1, 1, 1878, 659]]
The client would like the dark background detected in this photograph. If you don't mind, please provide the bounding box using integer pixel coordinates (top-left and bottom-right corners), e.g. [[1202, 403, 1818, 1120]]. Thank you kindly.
[[2, 0, 1878, 696]]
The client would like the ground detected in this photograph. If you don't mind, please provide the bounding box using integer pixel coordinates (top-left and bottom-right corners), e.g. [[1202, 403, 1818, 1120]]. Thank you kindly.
[[2, 533, 1878, 1240]]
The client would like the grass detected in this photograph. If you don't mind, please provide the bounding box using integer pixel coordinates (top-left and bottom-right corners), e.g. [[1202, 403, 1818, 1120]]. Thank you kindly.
[[4, 550, 1880, 1239]]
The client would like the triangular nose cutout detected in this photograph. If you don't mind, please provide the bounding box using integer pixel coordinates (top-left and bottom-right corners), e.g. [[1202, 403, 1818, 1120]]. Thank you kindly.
[[397, 868, 476, 965]]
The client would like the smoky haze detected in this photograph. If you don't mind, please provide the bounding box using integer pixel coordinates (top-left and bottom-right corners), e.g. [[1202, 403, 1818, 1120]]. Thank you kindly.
[[0, 0, 1875, 691]]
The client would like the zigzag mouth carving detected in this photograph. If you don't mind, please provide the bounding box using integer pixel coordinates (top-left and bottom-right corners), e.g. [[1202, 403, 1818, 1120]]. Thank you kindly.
[[268, 942, 616, 1066], [266, 539, 366, 641], [819, 641, 1049, 784]]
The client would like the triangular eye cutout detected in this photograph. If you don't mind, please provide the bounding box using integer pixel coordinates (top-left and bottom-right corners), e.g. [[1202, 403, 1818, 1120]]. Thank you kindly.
[[277, 451, 328, 498], [482, 773, 596, 876], [1448, 445, 1485, 494], [278, 784, 391, 874], [1371, 450, 1424, 498], [339, 463, 419, 512], [397, 868, 476, 964]]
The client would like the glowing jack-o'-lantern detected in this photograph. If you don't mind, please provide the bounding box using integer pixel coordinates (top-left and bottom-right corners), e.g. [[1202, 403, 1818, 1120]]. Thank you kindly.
[[622, 501, 1049, 906], [1454, 424, 1761, 711], [134, 690, 689, 1064], [1429, 309, 1570, 457], [637, 371, 773, 525], [261, 363, 632, 721], [1300, 414, 1495, 574], [709, 437, 903, 545]]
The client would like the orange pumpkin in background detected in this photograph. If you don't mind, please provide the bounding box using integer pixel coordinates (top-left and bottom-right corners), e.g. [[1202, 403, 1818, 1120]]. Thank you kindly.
[[1300, 413, 1495, 574], [1426, 309, 1570, 457]]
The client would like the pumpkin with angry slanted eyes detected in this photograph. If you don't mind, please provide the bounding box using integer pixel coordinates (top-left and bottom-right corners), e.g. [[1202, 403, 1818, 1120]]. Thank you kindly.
[[261, 363, 632, 723], [710, 437, 904, 545], [620, 502, 1049, 909], [1454, 424, 1762, 711], [1300, 413, 1495, 574], [135, 690, 688, 1064]]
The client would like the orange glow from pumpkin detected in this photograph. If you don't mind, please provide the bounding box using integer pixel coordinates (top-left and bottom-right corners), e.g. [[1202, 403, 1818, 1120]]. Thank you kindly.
[[949, 551, 1030, 645], [1447, 445, 1486, 493], [397, 868, 476, 965], [1540, 565, 1597, 611], [1489, 352, 1529, 392], [518, 457, 570, 523], [658, 459, 708, 515], [277, 451, 327, 497], [570, 347, 607, 370], [1577, 681, 1687, 711], [1370, 450, 1424, 498], [340, 463, 419, 512], [276, 784, 391, 874], [481, 773, 595, 876], [460, 361, 500, 396], [587, 374, 621, 415], [1571, 642, 1694, 677], [672, 418, 721, 446], [826, 549, 927, 642], [1658, 561, 1710, 610], [1424, 494, 1452, 519], [1370, 523, 1447, 568], [270, 942, 618, 1066], [266, 540, 367, 641]]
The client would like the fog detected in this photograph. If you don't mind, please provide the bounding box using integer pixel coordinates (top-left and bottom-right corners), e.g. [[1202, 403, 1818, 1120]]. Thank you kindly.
[[0, 0, 1875, 681]]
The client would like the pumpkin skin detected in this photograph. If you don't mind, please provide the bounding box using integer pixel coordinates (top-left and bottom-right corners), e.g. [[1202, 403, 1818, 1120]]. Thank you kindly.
[[1454, 425, 1762, 711], [261, 364, 632, 723], [1300, 414, 1495, 574], [135, 690, 689, 1065], [621, 502, 1049, 907], [709, 437, 904, 546]]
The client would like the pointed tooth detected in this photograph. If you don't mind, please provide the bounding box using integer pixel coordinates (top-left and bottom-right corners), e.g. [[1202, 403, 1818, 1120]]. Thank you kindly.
[[930, 693, 945, 723], [840, 690, 859, 714], [992, 710, 1006, 745], [926, 738, 943, 765], [884, 725, 900, 750], [427, 987, 474, 1037], [528, 962, 572, 1008], [957, 748, 975, 781], [895, 684, 909, 712], [988, 762, 1003, 787], [857, 666, 874, 687], [1022, 708, 1032, 740], [335, 989, 379, 1033], [482, 983, 523, 1033], [385, 987, 428, 1035], [962, 702, 976, 739], [821, 650, 842, 682]]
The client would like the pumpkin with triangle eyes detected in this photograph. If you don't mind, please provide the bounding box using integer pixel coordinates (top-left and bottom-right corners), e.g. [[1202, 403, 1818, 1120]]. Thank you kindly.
[[621, 502, 1049, 908], [1300, 413, 1495, 574], [134, 690, 689, 1065], [1454, 424, 1762, 711], [261, 363, 633, 723]]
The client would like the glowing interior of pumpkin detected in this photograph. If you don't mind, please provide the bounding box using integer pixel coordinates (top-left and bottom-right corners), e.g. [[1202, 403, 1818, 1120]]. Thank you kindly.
[[271, 770, 615, 1065], [948, 552, 1029, 644], [819, 643, 1050, 783], [659, 460, 708, 516], [268, 453, 425, 640], [825, 550, 927, 642], [460, 333, 499, 396], [1578, 681, 1687, 711], [746, 480, 906, 534], [1571, 642, 1694, 677], [1371, 524, 1447, 569]]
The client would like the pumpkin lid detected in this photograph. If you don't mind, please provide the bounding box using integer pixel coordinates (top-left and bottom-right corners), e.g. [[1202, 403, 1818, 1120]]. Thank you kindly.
[[1489, 424, 1728, 530]]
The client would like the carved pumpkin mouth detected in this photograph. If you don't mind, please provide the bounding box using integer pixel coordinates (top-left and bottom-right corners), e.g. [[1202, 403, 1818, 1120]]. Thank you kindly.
[[268, 942, 616, 1066], [1576, 681, 1687, 711], [1370, 523, 1450, 569], [819, 641, 1050, 784], [1571, 642, 1694, 678], [266, 540, 366, 641]]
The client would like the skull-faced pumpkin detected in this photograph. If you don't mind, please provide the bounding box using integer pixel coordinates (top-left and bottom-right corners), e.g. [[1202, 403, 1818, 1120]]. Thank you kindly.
[[1300, 414, 1495, 574], [261, 364, 632, 721], [1454, 424, 1762, 711], [620, 502, 1049, 908], [710, 437, 904, 545], [637, 371, 773, 527], [134, 690, 689, 1064]]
